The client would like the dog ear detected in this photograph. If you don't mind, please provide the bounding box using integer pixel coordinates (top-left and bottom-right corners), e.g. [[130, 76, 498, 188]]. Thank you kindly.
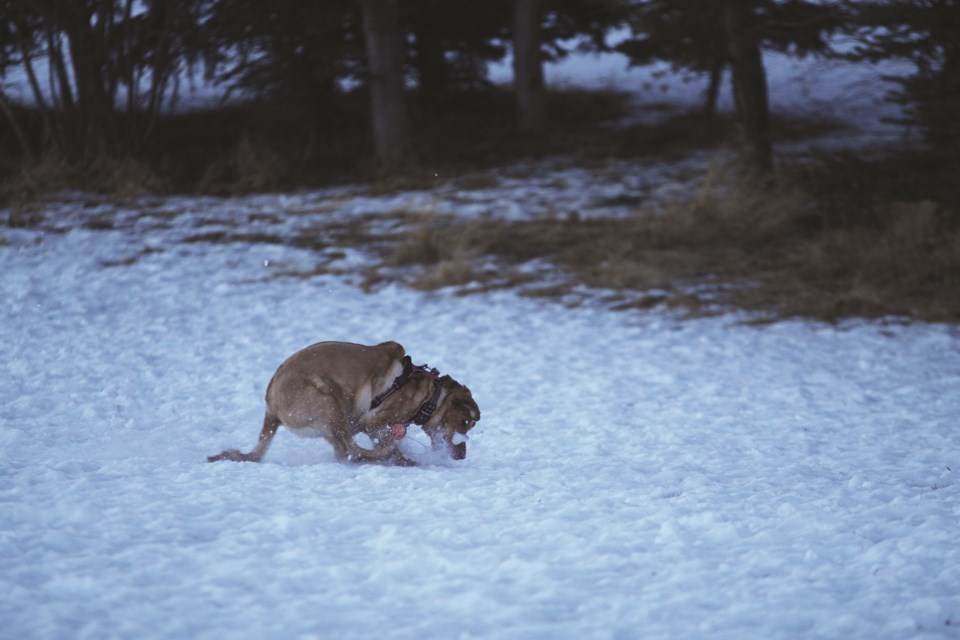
[[452, 397, 479, 421], [440, 375, 464, 397], [377, 341, 405, 361], [464, 399, 480, 421]]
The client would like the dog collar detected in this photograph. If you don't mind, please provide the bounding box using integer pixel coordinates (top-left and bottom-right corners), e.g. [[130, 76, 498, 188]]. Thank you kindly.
[[410, 374, 442, 425], [370, 355, 443, 426], [370, 356, 415, 409]]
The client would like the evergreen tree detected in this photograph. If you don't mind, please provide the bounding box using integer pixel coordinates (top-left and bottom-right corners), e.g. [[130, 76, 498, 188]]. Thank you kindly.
[[402, 0, 510, 98], [204, 0, 361, 115], [360, 0, 412, 169], [618, 0, 839, 172], [846, 0, 960, 161], [616, 1, 727, 115], [512, 0, 628, 131]]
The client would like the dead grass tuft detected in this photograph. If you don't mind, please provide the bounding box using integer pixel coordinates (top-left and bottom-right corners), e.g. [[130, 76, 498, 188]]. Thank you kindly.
[[1, 154, 72, 215], [611, 112, 847, 160], [365, 173, 446, 197], [411, 253, 479, 290], [375, 158, 960, 323], [198, 136, 288, 194], [89, 155, 165, 198], [387, 216, 443, 266], [1, 152, 162, 214]]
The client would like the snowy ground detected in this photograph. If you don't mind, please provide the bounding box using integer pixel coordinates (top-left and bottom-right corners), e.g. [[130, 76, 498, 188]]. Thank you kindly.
[[1, 44, 956, 640], [3, 168, 960, 639]]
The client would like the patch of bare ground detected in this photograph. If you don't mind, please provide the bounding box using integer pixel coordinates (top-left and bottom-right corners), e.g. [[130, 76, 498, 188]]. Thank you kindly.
[[368, 157, 960, 324]]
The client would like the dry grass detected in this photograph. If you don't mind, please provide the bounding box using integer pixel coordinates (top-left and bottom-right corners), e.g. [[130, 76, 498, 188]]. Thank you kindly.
[[770, 199, 960, 321], [1, 151, 162, 213], [0, 85, 848, 202], [198, 136, 288, 194], [373, 160, 960, 323], [610, 112, 847, 160], [0, 88, 635, 198], [3, 84, 951, 323]]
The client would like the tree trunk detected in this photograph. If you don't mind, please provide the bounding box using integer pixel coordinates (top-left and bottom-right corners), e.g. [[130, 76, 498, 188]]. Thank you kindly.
[[513, 0, 546, 133], [359, 0, 413, 170], [0, 91, 33, 163], [412, 17, 448, 99], [703, 59, 724, 119], [49, 0, 118, 158], [723, 0, 772, 173]]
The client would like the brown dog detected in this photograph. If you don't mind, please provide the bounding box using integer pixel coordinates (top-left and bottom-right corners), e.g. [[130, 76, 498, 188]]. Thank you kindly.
[[208, 341, 480, 466]]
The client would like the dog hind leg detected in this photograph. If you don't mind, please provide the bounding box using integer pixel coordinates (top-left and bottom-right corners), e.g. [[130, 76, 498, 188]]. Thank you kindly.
[[207, 412, 281, 463]]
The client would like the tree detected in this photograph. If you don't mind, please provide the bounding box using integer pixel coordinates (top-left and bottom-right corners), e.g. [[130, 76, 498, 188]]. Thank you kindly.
[[513, 0, 546, 132], [511, 0, 628, 132], [846, 0, 960, 162], [616, 0, 728, 117], [0, 0, 208, 160], [402, 0, 509, 99], [203, 0, 362, 116], [408, 0, 450, 98], [618, 0, 840, 173], [723, 0, 771, 172], [359, 0, 412, 169]]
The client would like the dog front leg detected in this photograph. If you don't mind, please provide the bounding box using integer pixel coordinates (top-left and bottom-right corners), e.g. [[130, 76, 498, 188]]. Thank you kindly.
[[347, 445, 417, 466], [208, 412, 281, 463], [343, 429, 417, 467]]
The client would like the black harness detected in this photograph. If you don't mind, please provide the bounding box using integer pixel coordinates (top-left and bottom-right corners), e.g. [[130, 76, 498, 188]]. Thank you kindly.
[[370, 356, 443, 426]]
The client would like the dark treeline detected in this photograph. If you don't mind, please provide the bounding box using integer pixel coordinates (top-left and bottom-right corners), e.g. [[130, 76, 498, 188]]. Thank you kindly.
[[0, 0, 956, 186]]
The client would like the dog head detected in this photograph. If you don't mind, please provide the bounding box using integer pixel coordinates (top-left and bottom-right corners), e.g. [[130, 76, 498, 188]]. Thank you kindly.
[[422, 375, 480, 460]]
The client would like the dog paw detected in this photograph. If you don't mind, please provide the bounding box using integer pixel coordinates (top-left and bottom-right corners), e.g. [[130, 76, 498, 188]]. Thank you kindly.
[[207, 450, 234, 462], [390, 452, 418, 467], [207, 449, 260, 463]]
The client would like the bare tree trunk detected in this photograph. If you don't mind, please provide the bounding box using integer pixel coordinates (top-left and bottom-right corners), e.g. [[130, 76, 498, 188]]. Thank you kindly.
[[38, 0, 118, 158], [359, 0, 413, 170], [412, 17, 447, 99], [13, 2, 67, 152], [145, 8, 174, 141], [513, 0, 546, 133], [723, 0, 772, 173], [703, 59, 724, 119], [44, 25, 81, 152], [0, 91, 33, 163], [122, 0, 136, 115], [45, 27, 75, 112]]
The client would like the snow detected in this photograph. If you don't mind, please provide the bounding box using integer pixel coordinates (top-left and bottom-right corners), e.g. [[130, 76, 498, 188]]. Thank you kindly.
[[491, 45, 915, 148], [0, 40, 956, 640], [2, 179, 959, 639]]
